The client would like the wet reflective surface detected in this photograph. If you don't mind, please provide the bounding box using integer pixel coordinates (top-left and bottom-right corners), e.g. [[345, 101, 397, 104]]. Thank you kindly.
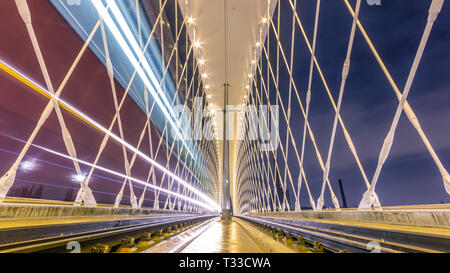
[[180, 218, 300, 253]]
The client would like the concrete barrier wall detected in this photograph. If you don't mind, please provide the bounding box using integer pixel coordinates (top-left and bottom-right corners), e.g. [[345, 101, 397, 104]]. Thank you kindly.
[[0, 204, 200, 219], [249, 210, 450, 229]]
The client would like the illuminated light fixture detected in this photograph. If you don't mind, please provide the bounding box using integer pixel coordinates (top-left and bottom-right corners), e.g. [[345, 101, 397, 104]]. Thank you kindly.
[[248, 74, 253, 78], [261, 17, 268, 24], [198, 59, 205, 65], [251, 59, 256, 64], [244, 95, 248, 99], [256, 42, 261, 47], [187, 17, 195, 24], [245, 85, 250, 89], [205, 85, 210, 90], [93, 1, 194, 159], [201, 73, 208, 79], [0, 59, 220, 212], [207, 94, 212, 99]]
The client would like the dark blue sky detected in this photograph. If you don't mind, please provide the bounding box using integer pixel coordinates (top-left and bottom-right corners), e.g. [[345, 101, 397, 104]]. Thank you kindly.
[[266, 0, 450, 207]]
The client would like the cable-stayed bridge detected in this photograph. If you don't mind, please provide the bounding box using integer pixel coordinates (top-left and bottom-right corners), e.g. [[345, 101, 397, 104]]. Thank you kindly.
[[0, 0, 449, 254]]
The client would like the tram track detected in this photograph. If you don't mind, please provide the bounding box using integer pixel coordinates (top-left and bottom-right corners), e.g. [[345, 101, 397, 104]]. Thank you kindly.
[[239, 216, 450, 253], [0, 215, 215, 253]]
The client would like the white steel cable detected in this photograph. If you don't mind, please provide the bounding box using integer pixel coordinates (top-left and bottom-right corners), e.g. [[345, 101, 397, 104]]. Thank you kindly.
[[253, 28, 295, 212], [0, 1, 102, 203], [164, 68, 206, 209], [75, 1, 169, 205], [93, 0, 195, 160], [255, 60, 296, 210], [240, 123, 275, 212], [244, 133, 268, 212], [138, 92, 157, 208], [154, 58, 200, 206], [0, 60, 220, 211], [0, 2, 218, 211], [259, 42, 316, 209], [249, 71, 283, 210], [317, 0, 362, 211], [268, 17, 346, 208], [284, 0, 300, 211], [359, 0, 445, 210], [297, 0, 320, 211], [27, 142, 216, 211]]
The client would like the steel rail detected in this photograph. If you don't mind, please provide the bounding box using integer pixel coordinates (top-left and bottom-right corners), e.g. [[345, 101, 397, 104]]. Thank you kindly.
[[0, 215, 214, 253]]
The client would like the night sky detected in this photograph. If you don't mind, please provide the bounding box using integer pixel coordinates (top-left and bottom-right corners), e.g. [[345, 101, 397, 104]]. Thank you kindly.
[[268, 0, 450, 207]]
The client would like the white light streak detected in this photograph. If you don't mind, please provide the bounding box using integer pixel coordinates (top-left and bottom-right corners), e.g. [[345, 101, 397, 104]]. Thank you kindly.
[[34, 142, 217, 212], [0, 59, 220, 212]]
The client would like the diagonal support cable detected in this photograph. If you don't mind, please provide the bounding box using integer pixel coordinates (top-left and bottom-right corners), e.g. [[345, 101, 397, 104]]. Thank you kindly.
[[359, 0, 445, 210], [343, 0, 450, 197]]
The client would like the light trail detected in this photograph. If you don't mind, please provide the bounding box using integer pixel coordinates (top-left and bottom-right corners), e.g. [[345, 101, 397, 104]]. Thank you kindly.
[[0, 58, 220, 212]]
